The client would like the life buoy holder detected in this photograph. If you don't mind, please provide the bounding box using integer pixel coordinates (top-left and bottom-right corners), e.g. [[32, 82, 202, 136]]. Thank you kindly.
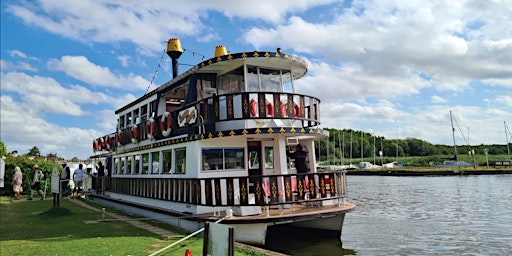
[[130, 125, 139, 144], [93, 139, 99, 152], [250, 99, 258, 117], [294, 103, 301, 118], [146, 118, 156, 140], [160, 112, 172, 137]]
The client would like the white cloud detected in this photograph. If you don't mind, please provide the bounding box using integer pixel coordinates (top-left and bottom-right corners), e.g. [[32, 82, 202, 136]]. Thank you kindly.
[[431, 95, 448, 104], [117, 55, 130, 67], [0, 96, 101, 159], [47, 56, 149, 90]]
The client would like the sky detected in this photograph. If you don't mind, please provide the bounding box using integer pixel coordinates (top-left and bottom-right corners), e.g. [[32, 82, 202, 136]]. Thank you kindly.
[[1, 0, 511, 160]]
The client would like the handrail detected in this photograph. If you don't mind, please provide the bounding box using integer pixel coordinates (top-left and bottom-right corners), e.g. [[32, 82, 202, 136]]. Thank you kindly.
[[94, 171, 348, 208], [96, 92, 321, 150]]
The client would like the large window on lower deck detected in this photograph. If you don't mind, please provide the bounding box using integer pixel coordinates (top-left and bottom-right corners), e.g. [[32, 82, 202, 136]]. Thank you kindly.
[[174, 148, 186, 174], [163, 149, 172, 173], [142, 153, 149, 174], [151, 151, 160, 174], [202, 148, 245, 171]]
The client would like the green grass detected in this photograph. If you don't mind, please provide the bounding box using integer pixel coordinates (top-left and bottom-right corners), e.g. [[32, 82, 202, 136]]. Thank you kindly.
[[0, 196, 268, 256]]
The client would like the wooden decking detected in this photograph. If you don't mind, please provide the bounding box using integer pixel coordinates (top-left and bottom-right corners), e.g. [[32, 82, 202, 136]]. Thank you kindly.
[[203, 202, 356, 224]]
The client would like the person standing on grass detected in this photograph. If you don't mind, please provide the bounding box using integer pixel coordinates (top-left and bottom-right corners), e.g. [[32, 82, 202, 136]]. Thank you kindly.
[[72, 164, 86, 196], [11, 166, 23, 200], [28, 164, 45, 200]]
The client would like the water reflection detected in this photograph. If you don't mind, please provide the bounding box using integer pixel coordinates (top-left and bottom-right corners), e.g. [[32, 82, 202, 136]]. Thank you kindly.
[[265, 225, 356, 255]]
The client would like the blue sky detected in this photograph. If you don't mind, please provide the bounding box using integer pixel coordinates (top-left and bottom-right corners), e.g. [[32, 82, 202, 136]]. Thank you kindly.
[[1, 0, 511, 159]]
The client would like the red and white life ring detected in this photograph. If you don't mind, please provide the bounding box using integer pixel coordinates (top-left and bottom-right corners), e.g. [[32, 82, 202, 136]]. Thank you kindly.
[[146, 118, 156, 140], [279, 101, 287, 117], [93, 139, 99, 152], [117, 131, 123, 146], [160, 112, 172, 137], [294, 103, 301, 118], [105, 136, 111, 150], [250, 99, 258, 117], [266, 102, 274, 117], [130, 125, 139, 144], [99, 137, 105, 150]]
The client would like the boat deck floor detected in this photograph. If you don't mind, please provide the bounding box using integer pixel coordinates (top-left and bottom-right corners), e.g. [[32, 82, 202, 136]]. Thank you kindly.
[[200, 202, 356, 224]]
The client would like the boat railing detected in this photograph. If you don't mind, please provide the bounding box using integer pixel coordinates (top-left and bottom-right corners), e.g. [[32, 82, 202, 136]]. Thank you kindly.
[[93, 92, 321, 152], [92, 171, 348, 210]]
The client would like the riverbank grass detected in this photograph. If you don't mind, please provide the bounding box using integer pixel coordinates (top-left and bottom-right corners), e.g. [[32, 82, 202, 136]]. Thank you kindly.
[[0, 196, 266, 256]]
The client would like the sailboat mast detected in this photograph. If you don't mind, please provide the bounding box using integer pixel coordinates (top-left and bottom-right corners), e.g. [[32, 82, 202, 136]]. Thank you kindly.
[[396, 125, 399, 163], [505, 121, 511, 161], [450, 110, 458, 161]]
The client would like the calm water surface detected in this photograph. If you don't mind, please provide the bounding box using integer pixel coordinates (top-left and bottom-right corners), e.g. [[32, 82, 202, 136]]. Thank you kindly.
[[265, 175, 512, 255]]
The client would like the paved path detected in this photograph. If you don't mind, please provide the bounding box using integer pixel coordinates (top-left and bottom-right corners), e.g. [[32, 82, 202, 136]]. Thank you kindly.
[[67, 198, 180, 238]]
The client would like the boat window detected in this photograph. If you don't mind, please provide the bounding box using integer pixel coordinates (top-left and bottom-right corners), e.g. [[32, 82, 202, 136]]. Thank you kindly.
[[135, 155, 140, 174], [202, 148, 245, 171], [150, 100, 156, 119], [114, 158, 119, 175], [246, 66, 259, 92], [141, 104, 148, 122], [260, 68, 281, 92], [282, 70, 293, 93], [174, 148, 186, 174], [142, 153, 149, 174], [121, 157, 126, 174], [225, 148, 245, 169], [198, 78, 215, 100], [126, 113, 132, 126], [264, 147, 274, 169], [133, 109, 139, 124], [218, 67, 244, 95], [203, 149, 223, 170], [127, 155, 133, 174], [151, 151, 160, 174], [163, 149, 172, 173], [119, 116, 125, 129]]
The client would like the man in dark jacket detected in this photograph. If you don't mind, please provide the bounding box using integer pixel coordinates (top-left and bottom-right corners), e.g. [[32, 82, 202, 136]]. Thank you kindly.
[[287, 144, 309, 173]]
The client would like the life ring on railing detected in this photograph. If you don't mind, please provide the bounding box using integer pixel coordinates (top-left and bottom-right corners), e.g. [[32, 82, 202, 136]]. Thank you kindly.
[[294, 103, 301, 118], [266, 102, 274, 117], [93, 139, 98, 152], [250, 99, 257, 117], [146, 118, 156, 140], [105, 136, 111, 150], [130, 125, 139, 143], [279, 101, 287, 117], [160, 112, 172, 137], [99, 137, 105, 150], [117, 131, 123, 146]]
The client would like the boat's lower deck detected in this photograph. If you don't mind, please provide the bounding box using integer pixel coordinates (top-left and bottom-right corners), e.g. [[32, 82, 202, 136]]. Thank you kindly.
[[208, 202, 356, 224]]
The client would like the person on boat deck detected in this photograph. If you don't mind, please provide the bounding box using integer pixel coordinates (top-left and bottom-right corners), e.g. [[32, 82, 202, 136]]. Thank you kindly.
[[287, 144, 309, 173]]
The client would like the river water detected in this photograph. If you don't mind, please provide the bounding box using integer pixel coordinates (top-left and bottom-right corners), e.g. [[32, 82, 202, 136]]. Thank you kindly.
[[265, 175, 512, 255]]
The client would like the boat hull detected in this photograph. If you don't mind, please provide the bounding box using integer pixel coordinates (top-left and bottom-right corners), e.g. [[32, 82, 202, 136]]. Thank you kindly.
[[88, 194, 355, 245]]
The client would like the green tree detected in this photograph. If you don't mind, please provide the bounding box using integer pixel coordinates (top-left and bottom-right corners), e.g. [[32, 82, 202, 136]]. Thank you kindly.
[[0, 141, 6, 157], [27, 146, 41, 157]]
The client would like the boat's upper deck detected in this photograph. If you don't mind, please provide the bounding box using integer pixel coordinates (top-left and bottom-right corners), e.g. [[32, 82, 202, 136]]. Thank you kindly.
[[93, 43, 323, 154]]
